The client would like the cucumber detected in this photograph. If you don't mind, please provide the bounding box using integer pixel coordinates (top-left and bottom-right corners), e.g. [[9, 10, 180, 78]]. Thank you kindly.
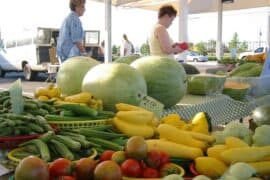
[[49, 139, 74, 160], [60, 110, 76, 117], [58, 104, 98, 117], [78, 128, 126, 140], [27, 123, 44, 133], [53, 135, 81, 151], [19, 139, 51, 162], [87, 137, 123, 151]]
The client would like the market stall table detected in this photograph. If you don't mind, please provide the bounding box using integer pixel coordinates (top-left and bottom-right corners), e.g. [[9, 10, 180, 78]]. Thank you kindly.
[[163, 94, 270, 126]]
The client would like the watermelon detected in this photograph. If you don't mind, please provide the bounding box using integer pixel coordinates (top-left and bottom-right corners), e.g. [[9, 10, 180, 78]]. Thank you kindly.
[[113, 55, 141, 64], [222, 81, 250, 101], [187, 74, 226, 95], [56, 56, 100, 96], [82, 63, 147, 111], [130, 56, 187, 108]]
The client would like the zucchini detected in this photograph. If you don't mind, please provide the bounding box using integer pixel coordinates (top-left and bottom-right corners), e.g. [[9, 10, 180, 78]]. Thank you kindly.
[[0, 96, 10, 104], [39, 131, 55, 142], [19, 139, 51, 162], [87, 137, 123, 151], [16, 126, 32, 135], [27, 123, 44, 133], [78, 128, 126, 140], [58, 104, 98, 117], [53, 135, 81, 151], [23, 144, 40, 154], [24, 102, 38, 110], [60, 110, 76, 117], [0, 126, 13, 136], [0, 91, 9, 97], [49, 139, 74, 160], [58, 131, 86, 140], [97, 110, 115, 116], [12, 150, 40, 159], [0, 113, 36, 122], [66, 135, 91, 148], [89, 124, 113, 131]]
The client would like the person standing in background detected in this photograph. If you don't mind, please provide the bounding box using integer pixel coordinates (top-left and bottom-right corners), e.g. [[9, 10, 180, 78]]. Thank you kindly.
[[120, 34, 133, 56], [148, 5, 185, 59], [57, 0, 86, 62], [97, 40, 105, 62]]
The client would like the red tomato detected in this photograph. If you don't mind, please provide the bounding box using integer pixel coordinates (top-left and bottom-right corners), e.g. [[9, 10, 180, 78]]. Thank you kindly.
[[56, 176, 75, 180], [159, 151, 170, 167], [99, 150, 115, 162], [142, 167, 159, 178], [49, 158, 72, 177], [146, 150, 161, 169], [121, 159, 141, 178]]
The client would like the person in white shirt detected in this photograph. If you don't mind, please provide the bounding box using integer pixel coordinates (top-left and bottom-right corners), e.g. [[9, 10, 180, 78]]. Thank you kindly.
[[120, 34, 133, 56]]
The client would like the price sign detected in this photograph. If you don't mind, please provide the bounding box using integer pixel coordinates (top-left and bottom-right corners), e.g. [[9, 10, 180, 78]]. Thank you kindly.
[[139, 96, 164, 117]]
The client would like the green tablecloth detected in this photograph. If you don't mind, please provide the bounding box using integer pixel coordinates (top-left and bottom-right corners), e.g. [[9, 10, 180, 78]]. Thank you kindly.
[[163, 94, 270, 126]]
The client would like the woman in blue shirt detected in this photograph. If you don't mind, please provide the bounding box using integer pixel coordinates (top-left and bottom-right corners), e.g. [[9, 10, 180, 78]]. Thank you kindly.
[[57, 0, 86, 62]]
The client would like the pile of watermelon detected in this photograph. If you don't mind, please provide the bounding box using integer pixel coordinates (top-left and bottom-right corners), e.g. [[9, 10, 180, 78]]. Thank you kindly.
[[56, 56, 187, 111]]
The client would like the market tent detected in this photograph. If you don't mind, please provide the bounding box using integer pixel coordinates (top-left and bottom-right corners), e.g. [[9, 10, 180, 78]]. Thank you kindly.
[[111, 0, 269, 14], [97, 0, 270, 62]]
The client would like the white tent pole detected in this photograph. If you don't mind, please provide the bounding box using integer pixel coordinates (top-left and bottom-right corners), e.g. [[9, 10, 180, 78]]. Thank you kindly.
[[267, 10, 270, 48], [216, 0, 223, 61], [178, 0, 188, 62], [105, 0, 112, 63]]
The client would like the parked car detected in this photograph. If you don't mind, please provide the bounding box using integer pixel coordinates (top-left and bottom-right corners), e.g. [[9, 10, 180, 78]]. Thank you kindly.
[[175, 51, 208, 62], [238, 47, 268, 60], [0, 27, 100, 81]]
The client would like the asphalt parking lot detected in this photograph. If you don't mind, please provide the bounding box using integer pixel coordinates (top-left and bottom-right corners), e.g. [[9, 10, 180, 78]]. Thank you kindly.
[[0, 72, 49, 97]]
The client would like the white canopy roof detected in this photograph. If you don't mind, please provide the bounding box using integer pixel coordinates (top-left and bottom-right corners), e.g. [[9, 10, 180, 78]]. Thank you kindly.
[[111, 0, 270, 14]]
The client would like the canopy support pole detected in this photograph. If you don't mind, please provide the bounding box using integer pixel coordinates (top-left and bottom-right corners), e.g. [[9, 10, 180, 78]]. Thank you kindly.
[[267, 11, 270, 48], [216, 0, 223, 61], [105, 0, 112, 63], [178, 0, 188, 62]]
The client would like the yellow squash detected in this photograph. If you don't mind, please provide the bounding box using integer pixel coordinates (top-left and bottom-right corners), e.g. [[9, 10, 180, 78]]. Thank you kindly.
[[157, 124, 207, 149], [115, 103, 146, 111], [248, 161, 270, 176], [161, 113, 186, 129], [146, 139, 203, 160], [220, 146, 270, 164], [190, 112, 210, 134], [113, 117, 154, 138], [225, 136, 249, 149], [116, 110, 154, 125], [195, 157, 228, 178], [64, 92, 93, 104], [185, 131, 215, 144], [207, 145, 227, 162]]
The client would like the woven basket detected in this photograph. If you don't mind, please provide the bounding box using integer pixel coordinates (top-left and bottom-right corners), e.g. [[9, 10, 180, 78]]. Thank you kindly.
[[49, 119, 113, 130], [0, 134, 41, 149]]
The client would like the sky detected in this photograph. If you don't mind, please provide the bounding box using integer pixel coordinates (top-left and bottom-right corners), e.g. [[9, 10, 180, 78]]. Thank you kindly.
[[0, 0, 269, 48]]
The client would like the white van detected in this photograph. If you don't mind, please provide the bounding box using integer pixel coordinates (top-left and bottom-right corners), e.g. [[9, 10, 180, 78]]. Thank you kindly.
[[0, 27, 100, 81]]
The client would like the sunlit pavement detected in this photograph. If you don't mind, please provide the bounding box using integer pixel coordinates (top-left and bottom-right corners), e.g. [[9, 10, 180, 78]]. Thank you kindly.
[[0, 72, 48, 97], [187, 61, 226, 73]]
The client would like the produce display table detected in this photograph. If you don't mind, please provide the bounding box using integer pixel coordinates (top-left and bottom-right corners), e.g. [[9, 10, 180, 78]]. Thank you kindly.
[[163, 94, 270, 125]]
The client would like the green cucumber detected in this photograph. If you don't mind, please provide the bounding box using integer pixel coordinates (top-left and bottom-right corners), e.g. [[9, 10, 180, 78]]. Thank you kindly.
[[58, 104, 98, 117]]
